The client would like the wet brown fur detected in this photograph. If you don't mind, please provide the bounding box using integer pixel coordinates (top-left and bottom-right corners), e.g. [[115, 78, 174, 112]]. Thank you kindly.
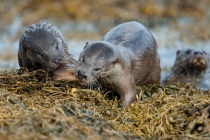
[[76, 21, 161, 107], [18, 22, 78, 81], [162, 48, 209, 86]]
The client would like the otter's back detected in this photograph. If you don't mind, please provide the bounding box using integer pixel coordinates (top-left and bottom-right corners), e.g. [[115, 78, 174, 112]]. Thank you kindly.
[[103, 21, 160, 85], [102, 21, 157, 54]]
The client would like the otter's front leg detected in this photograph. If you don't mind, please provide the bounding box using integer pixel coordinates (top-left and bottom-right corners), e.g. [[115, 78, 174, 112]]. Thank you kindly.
[[114, 74, 136, 108]]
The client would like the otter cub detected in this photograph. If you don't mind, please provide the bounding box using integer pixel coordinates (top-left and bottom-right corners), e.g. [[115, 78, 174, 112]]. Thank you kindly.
[[18, 22, 77, 81], [76, 21, 161, 107], [162, 48, 209, 86]]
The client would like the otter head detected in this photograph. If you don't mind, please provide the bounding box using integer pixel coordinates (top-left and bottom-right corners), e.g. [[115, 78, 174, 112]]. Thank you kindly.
[[76, 42, 122, 85], [21, 29, 66, 71], [173, 48, 209, 76]]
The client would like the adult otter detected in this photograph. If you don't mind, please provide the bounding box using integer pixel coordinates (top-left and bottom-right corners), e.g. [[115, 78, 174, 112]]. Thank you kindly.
[[162, 48, 209, 86], [76, 21, 161, 107], [18, 22, 77, 81]]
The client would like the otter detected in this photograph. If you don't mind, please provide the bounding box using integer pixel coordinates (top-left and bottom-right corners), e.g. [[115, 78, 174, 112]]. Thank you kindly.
[[18, 22, 78, 81], [75, 21, 161, 107], [162, 48, 209, 86]]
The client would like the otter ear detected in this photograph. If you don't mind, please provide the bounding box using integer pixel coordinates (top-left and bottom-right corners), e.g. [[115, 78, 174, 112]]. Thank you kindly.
[[202, 50, 207, 55], [112, 58, 120, 65], [22, 45, 30, 53], [83, 42, 89, 50], [176, 50, 180, 55]]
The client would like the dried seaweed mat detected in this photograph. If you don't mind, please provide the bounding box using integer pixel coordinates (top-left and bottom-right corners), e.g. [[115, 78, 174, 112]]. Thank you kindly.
[[0, 70, 209, 140]]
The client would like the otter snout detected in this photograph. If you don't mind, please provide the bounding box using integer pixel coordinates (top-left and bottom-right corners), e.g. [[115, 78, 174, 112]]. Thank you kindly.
[[189, 51, 207, 68], [77, 70, 87, 79]]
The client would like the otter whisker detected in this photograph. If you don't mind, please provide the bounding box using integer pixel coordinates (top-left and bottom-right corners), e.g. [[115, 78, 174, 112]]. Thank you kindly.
[[104, 77, 116, 89], [90, 84, 93, 90], [95, 80, 103, 90], [98, 77, 107, 90], [87, 83, 91, 90], [90, 84, 92, 90], [89, 84, 91, 90]]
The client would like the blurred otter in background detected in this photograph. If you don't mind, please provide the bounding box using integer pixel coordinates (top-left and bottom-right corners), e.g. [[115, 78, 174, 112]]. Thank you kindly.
[[162, 48, 209, 86], [18, 22, 78, 81]]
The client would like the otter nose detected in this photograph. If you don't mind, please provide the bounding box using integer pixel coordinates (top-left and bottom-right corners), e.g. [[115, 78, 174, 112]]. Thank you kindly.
[[194, 51, 203, 55], [77, 70, 87, 79], [53, 58, 62, 64]]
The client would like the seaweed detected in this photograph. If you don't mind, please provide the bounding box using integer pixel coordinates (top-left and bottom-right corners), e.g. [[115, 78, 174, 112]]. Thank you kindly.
[[0, 70, 209, 139]]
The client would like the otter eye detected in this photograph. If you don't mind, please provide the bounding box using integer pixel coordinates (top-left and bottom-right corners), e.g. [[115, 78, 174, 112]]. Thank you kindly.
[[93, 67, 101, 72], [41, 54, 46, 58], [55, 45, 59, 50], [38, 53, 46, 58], [185, 49, 191, 55]]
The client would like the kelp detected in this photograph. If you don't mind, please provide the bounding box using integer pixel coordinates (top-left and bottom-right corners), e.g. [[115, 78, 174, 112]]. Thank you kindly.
[[0, 69, 209, 140]]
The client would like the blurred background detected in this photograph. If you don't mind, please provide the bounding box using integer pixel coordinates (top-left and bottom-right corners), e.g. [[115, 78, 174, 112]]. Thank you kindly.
[[0, 0, 209, 87]]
